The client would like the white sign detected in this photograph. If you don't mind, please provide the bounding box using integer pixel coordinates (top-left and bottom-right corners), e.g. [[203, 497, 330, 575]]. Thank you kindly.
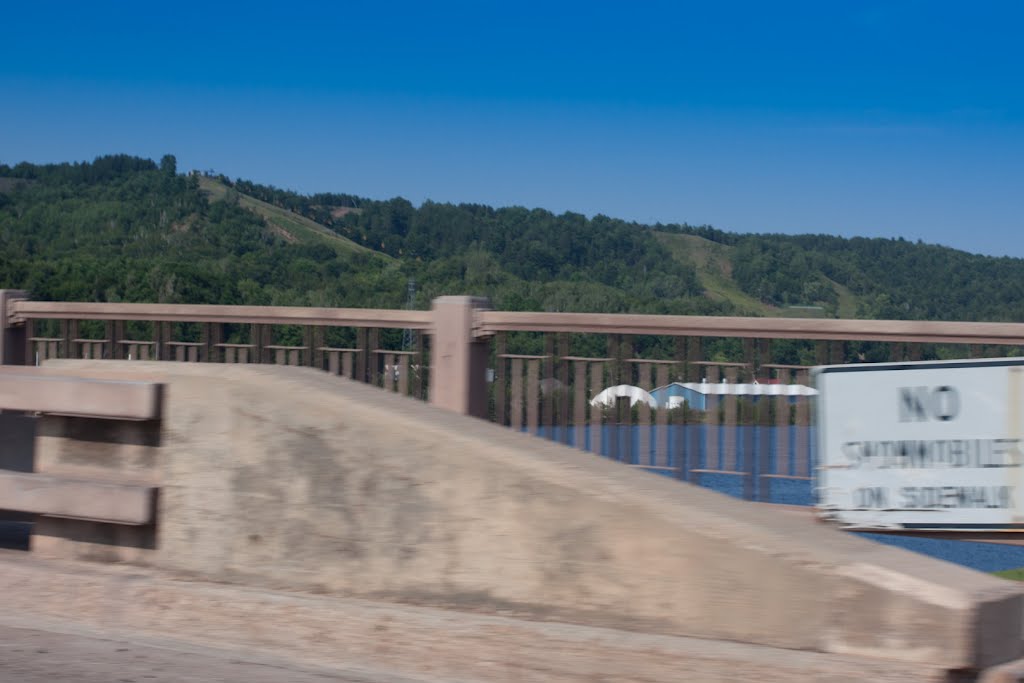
[[813, 358, 1024, 530]]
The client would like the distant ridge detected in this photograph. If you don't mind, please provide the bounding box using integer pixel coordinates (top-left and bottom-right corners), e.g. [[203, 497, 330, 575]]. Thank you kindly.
[[2, 154, 1024, 328]]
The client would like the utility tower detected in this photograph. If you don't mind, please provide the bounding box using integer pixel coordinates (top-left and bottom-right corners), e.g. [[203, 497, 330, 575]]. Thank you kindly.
[[402, 278, 416, 351]]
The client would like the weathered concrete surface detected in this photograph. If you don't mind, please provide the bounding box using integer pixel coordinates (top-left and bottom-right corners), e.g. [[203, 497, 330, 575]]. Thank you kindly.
[[429, 295, 490, 418], [0, 368, 163, 419], [0, 471, 155, 524], [0, 289, 28, 366], [32, 409, 161, 562], [0, 621, 425, 683], [31, 360, 1024, 673], [0, 551, 962, 683]]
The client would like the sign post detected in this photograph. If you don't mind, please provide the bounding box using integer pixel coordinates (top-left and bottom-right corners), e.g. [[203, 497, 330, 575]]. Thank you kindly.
[[814, 358, 1024, 531]]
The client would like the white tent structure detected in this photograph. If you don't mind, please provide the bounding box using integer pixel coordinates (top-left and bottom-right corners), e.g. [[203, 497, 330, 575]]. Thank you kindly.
[[589, 384, 659, 409], [669, 381, 818, 397]]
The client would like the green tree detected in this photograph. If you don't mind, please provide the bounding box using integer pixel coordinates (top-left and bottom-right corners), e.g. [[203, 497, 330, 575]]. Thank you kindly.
[[160, 154, 177, 176]]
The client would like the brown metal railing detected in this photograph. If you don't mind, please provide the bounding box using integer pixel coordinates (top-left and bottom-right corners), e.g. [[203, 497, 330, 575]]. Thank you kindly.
[[9, 301, 433, 328], [8, 299, 431, 401], [7, 293, 1024, 503], [476, 310, 1024, 344], [489, 332, 819, 502], [480, 310, 1024, 503]]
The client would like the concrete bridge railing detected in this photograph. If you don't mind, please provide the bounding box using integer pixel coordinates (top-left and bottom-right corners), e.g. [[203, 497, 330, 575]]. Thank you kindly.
[[0, 366, 160, 529], [6, 286, 1024, 678], [1, 358, 1023, 680]]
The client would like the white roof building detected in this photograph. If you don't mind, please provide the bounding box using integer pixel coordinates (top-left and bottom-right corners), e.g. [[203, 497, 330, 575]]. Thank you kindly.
[[589, 384, 659, 409]]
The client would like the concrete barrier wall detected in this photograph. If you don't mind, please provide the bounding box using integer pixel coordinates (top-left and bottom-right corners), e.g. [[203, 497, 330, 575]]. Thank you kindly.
[[30, 401, 161, 562], [32, 360, 1024, 672]]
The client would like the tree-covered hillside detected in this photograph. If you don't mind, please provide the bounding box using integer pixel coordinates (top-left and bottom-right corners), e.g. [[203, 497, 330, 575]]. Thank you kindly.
[[1, 154, 1023, 323], [0, 155, 403, 308], [0, 156, 718, 316], [228, 172, 1024, 322], [232, 176, 716, 315], [724, 234, 1024, 321]]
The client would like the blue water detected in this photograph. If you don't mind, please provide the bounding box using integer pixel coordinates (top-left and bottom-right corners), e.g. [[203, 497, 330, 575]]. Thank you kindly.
[[526, 424, 816, 505], [855, 533, 1024, 573], [521, 424, 1024, 573], [527, 424, 816, 470]]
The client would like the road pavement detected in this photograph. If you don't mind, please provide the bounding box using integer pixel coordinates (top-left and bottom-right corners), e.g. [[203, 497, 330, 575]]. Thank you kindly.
[[0, 623, 424, 683]]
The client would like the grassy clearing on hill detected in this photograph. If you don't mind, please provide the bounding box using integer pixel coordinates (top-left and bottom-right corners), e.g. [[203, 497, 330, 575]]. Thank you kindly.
[[199, 176, 384, 258], [654, 231, 865, 318], [653, 232, 775, 315], [827, 277, 859, 318]]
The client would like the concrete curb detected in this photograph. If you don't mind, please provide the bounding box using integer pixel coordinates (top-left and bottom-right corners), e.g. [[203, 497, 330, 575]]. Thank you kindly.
[[980, 659, 1024, 683], [0, 551, 957, 683]]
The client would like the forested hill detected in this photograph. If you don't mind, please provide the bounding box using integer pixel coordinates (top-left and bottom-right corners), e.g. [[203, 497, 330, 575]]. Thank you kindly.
[[0, 156, 403, 309], [1, 154, 1022, 322]]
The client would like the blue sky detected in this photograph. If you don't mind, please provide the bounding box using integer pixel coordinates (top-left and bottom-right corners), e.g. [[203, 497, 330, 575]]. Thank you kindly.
[[2, 1, 1022, 256]]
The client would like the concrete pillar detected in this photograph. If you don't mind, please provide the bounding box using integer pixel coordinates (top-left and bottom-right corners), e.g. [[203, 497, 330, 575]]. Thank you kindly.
[[0, 290, 28, 366], [430, 296, 491, 419]]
